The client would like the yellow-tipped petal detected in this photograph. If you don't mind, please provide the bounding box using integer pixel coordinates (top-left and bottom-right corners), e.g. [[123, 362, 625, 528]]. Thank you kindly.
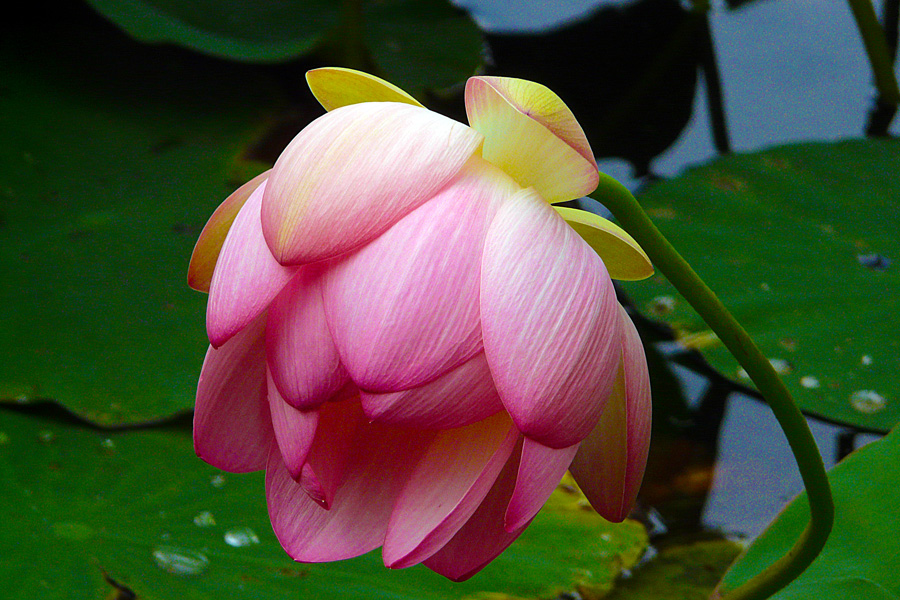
[[188, 170, 269, 292], [465, 76, 598, 203], [555, 206, 654, 281], [306, 67, 424, 111]]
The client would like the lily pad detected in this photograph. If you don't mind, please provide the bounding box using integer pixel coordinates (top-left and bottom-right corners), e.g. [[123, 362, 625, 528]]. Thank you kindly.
[[84, 0, 339, 62], [0, 4, 278, 424], [717, 425, 900, 599], [618, 139, 900, 432], [0, 406, 648, 599]]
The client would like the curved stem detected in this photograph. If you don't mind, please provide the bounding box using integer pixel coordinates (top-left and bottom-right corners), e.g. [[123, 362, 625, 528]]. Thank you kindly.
[[592, 174, 834, 600], [847, 0, 900, 105]]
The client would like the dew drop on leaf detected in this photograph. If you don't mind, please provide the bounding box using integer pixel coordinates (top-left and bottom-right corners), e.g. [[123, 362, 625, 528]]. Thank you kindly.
[[224, 527, 260, 548], [850, 390, 887, 414], [152, 546, 210, 575]]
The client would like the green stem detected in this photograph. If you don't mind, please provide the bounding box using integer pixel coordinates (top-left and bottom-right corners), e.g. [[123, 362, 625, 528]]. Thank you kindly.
[[592, 174, 834, 600], [847, 0, 900, 105]]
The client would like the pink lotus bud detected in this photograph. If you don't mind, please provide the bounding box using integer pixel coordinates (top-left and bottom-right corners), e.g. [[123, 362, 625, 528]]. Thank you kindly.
[[188, 68, 654, 580]]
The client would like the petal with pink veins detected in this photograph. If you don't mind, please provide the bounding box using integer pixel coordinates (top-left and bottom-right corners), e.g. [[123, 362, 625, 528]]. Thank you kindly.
[[323, 156, 518, 392], [481, 187, 622, 449], [504, 437, 580, 532], [298, 397, 365, 509], [266, 367, 318, 480], [188, 170, 269, 293], [262, 102, 483, 265], [554, 206, 654, 281], [207, 180, 300, 347], [266, 410, 434, 562], [194, 313, 273, 473], [569, 305, 652, 522], [466, 77, 598, 203], [266, 266, 349, 409], [306, 67, 423, 111], [360, 352, 504, 430], [423, 439, 527, 581], [383, 411, 519, 568]]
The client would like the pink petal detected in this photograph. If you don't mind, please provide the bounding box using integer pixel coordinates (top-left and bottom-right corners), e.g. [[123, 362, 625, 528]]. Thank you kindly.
[[296, 398, 365, 509], [188, 170, 269, 293], [323, 156, 518, 392], [382, 411, 519, 568], [266, 367, 318, 480], [569, 305, 652, 522], [207, 180, 300, 347], [360, 352, 504, 429], [266, 266, 349, 409], [193, 312, 273, 473], [504, 437, 580, 532], [261, 102, 483, 265], [266, 410, 435, 562], [423, 440, 527, 581], [480, 187, 622, 448]]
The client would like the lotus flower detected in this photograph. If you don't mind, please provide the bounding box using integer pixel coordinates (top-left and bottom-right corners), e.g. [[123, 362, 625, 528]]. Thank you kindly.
[[188, 68, 654, 580]]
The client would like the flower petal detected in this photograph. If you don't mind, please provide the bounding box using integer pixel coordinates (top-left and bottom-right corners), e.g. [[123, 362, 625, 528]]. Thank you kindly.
[[323, 156, 517, 392], [262, 102, 483, 265], [360, 352, 504, 429], [481, 187, 622, 448], [383, 411, 518, 568], [554, 206, 653, 281], [306, 67, 423, 111], [423, 440, 527, 581], [465, 76, 598, 203], [504, 437, 580, 532], [266, 267, 349, 409], [193, 313, 273, 473], [266, 367, 318, 480], [266, 411, 434, 562], [569, 305, 652, 522], [207, 180, 300, 347], [188, 170, 269, 292]]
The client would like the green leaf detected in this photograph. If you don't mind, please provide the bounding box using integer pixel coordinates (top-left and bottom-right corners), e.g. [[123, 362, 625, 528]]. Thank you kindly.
[[0, 406, 648, 599], [84, 0, 339, 62], [718, 425, 900, 599], [619, 139, 900, 432], [364, 0, 484, 97], [0, 8, 279, 424]]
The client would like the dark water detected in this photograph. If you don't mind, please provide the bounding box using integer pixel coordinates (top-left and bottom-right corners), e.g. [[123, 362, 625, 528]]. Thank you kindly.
[[459, 0, 892, 540]]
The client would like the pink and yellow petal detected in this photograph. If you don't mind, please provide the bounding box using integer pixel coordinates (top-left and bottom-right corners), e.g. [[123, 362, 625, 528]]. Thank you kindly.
[[481, 187, 622, 448], [466, 77, 598, 203], [262, 102, 483, 265], [306, 67, 423, 111], [555, 206, 653, 281], [206, 180, 299, 347], [188, 170, 269, 293], [569, 305, 652, 522]]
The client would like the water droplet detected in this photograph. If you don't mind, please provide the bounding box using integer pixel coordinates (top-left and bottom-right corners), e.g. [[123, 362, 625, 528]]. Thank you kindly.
[[100, 438, 116, 453], [38, 430, 55, 444], [861, 355, 874, 366], [850, 390, 886, 414], [648, 295, 676, 317], [857, 253, 891, 272], [768, 358, 791, 375], [210, 474, 226, 488], [224, 527, 260, 548], [0, 431, 9, 445], [193, 511, 216, 527], [800, 376, 820, 389], [152, 546, 209, 576], [760, 282, 771, 291]]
